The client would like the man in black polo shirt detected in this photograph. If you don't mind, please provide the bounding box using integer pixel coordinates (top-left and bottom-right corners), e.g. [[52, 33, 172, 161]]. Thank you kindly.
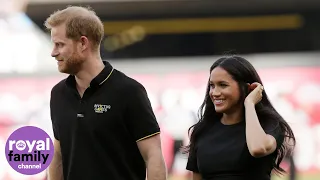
[[45, 6, 167, 180]]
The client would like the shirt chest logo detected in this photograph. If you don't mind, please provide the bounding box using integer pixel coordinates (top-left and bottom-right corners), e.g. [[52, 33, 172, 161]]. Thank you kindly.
[[94, 104, 111, 113]]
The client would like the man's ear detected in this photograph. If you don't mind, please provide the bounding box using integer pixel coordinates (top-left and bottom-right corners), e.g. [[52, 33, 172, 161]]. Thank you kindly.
[[80, 36, 89, 51]]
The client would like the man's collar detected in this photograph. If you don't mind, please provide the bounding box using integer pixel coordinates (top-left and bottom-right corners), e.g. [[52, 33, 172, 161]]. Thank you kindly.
[[65, 61, 114, 89]]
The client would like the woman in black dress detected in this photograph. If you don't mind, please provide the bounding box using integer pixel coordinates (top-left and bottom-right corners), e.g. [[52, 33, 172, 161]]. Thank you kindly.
[[184, 56, 296, 180]]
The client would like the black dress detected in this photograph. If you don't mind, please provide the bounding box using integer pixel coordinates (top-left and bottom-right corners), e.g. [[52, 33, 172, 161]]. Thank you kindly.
[[186, 120, 284, 180]]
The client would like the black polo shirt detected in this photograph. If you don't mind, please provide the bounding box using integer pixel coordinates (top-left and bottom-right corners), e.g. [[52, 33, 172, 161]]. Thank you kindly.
[[49, 61, 160, 180]]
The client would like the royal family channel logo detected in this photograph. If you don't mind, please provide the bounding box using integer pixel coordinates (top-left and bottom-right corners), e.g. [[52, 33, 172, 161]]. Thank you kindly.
[[5, 126, 54, 175]]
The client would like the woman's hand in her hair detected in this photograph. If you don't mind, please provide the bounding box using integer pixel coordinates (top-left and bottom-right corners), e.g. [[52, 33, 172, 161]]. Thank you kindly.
[[244, 82, 264, 105]]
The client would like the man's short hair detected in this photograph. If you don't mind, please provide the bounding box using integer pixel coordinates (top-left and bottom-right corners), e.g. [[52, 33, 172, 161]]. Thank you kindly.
[[44, 6, 104, 50]]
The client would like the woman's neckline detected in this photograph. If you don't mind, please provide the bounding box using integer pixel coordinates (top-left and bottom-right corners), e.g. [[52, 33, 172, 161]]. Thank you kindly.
[[219, 119, 244, 126]]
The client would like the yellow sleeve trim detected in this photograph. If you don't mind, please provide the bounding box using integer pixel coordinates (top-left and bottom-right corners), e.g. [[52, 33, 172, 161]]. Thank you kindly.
[[136, 132, 160, 142]]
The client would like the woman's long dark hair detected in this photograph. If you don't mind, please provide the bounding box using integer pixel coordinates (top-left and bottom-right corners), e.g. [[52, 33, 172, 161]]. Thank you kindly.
[[182, 56, 295, 175]]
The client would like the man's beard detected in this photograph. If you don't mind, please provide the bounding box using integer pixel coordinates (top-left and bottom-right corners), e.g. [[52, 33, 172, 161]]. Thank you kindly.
[[58, 52, 84, 75]]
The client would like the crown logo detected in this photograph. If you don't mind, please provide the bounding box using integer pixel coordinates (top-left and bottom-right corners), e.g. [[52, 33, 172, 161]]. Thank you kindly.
[[17, 142, 25, 148]]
